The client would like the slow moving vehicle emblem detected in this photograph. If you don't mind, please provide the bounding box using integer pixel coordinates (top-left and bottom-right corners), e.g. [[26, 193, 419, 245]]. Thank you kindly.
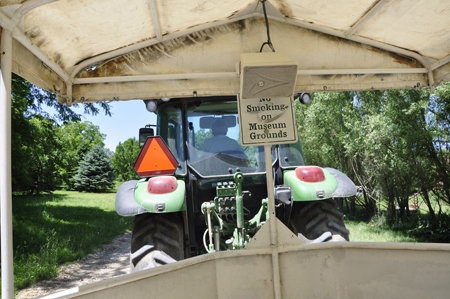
[[134, 136, 178, 177]]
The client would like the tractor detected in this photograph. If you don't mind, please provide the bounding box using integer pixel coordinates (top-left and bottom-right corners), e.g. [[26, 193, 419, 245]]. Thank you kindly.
[[115, 95, 357, 272]]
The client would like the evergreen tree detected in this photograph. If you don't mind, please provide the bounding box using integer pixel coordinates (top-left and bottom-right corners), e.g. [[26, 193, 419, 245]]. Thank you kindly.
[[74, 145, 114, 191]]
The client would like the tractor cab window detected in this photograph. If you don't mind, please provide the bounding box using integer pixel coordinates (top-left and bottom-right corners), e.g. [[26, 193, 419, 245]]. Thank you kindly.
[[279, 141, 306, 168], [156, 103, 186, 175], [186, 99, 274, 177]]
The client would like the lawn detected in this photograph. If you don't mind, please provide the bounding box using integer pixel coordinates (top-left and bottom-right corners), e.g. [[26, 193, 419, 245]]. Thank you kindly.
[[344, 193, 450, 243], [345, 219, 426, 243], [2, 189, 133, 292]]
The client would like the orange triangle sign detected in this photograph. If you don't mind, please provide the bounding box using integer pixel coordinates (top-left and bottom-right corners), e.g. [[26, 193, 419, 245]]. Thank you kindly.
[[134, 137, 178, 177]]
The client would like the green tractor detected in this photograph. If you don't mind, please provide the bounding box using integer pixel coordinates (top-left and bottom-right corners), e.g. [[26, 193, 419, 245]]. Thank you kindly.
[[115, 95, 356, 272]]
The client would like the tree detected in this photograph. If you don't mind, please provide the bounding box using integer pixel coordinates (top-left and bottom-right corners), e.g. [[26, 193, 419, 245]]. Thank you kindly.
[[112, 138, 140, 181], [27, 116, 62, 194], [11, 74, 111, 194], [295, 86, 450, 221], [11, 79, 62, 194], [73, 145, 114, 192], [11, 90, 36, 192], [12, 74, 111, 123], [56, 121, 106, 189], [193, 129, 213, 149]]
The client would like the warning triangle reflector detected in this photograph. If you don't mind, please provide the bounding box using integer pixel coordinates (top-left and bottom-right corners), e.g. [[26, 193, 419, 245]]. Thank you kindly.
[[134, 136, 178, 177]]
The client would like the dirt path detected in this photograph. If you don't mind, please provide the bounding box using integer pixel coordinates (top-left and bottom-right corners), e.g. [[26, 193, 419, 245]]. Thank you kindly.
[[16, 232, 131, 299]]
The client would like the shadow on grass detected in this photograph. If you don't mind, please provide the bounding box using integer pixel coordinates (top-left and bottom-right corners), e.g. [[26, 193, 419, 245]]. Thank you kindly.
[[13, 192, 69, 205], [343, 211, 450, 243], [8, 193, 133, 290]]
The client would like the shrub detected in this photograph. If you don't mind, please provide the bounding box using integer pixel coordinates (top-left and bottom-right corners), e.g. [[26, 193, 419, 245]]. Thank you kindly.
[[74, 145, 114, 192]]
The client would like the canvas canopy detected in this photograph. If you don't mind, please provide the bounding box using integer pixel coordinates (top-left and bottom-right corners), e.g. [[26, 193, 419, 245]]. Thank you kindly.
[[0, 0, 449, 104], [2, 1, 450, 298]]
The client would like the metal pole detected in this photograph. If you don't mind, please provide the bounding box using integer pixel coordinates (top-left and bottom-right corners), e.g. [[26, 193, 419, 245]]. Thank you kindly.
[[264, 145, 281, 299], [1, 28, 14, 299]]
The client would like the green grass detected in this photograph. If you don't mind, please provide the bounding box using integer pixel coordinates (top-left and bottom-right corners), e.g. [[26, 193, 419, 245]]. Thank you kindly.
[[1, 188, 133, 293], [345, 219, 426, 243], [343, 192, 450, 243]]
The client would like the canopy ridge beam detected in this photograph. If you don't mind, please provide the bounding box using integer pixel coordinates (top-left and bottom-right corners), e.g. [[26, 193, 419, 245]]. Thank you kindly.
[[148, 0, 163, 41], [68, 12, 432, 81], [344, 0, 390, 38], [72, 68, 428, 85], [11, 0, 60, 27]]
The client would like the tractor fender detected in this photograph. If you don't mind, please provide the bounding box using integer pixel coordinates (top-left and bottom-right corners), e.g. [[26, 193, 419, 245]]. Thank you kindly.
[[134, 178, 186, 213], [115, 180, 148, 216], [283, 169, 338, 201], [324, 167, 357, 198]]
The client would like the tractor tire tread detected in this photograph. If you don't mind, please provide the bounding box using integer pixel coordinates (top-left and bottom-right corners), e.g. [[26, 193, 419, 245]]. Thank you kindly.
[[130, 213, 184, 273], [289, 199, 350, 242], [305, 214, 327, 231], [321, 203, 344, 221]]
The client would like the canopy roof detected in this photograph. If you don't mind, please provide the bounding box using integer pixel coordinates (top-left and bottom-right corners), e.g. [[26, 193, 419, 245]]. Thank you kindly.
[[1, 0, 449, 104]]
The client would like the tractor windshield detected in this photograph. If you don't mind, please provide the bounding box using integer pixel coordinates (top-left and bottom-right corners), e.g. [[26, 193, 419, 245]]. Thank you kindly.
[[157, 98, 305, 178], [186, 100, 270, 177]]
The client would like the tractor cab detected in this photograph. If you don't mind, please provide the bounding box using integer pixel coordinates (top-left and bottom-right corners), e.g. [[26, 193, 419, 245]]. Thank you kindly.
[[153, 96, 306, 178]]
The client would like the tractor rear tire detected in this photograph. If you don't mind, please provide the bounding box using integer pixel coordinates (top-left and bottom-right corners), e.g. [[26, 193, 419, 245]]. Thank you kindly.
[[130, 212, 185, 273], [289, 199, 350, 242]]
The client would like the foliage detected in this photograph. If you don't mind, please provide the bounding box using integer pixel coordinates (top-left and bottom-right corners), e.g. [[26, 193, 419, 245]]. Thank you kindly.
[[295, 84, 450, 223], [56, 121, 106, 190], [111, 138, 141, 181], [11, 74, 111, 194], [26, 117, 61, 194], [74, 145, 115, 192], [11, 90, 61, 194], [193, 128, 213, 149], [11, 92, 40, 192], [3, 190, 133, 291], [12, 74, 111, 123], [408, 213, 450, 243]]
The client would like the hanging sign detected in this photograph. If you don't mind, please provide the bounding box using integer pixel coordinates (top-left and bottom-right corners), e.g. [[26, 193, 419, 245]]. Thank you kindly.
[[237, 94, 298, 146]]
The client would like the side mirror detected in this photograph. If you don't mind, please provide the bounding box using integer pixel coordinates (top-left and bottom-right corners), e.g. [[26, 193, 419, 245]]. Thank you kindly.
[[139, 127, 154, 148]]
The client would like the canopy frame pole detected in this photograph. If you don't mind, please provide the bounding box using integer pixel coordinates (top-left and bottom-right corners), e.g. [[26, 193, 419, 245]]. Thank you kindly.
[[72, 68, 428, 85], [10, 0, 60, 27], [428, 71, 435, 91], [1, 27, 14, 299], [148, 0, 163, 41], [67, 81, 72, 106], [344, 0, 391, 38], [264, 145, 282, 299], [429, 54, 450, 71]]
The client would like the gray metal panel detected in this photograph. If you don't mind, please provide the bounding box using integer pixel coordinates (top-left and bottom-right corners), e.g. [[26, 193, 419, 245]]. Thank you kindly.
[[39, 218, 450, 299], [115, 180, 148, 216], [324, 167, 357, 198]]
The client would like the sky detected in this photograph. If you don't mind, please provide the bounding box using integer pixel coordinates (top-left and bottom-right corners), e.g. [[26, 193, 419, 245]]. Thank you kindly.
[[67, 100, 157, 152]]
